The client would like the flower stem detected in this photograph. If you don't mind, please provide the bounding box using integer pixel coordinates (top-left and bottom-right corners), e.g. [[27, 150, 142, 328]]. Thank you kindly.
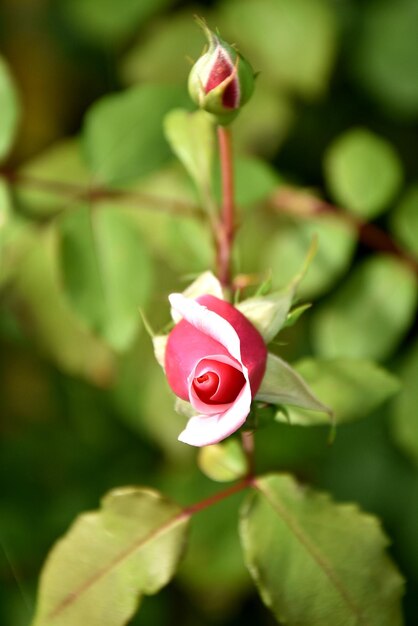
[[216, 125, 236, 292], [241, 430, 256, 478], [216, 126, 257, 476]]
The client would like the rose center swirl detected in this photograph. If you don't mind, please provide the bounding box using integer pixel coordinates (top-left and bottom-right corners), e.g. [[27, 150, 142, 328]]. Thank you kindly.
[[192, 361, 246, 404]]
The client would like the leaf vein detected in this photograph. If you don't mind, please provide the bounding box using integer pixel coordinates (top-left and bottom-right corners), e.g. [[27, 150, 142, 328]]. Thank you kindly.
[[48, 510, 188, 620], [255, 479, 369, 626]]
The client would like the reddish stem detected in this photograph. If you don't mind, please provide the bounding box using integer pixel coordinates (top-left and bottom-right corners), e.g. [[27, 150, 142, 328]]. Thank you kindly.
[[271, 186, 418, 276], [216, 125, 236, 290], [5, 168, 416, 276], [215, 126, 257, 477], [183, 477, 252, 517], [1, 169, 199, 219]]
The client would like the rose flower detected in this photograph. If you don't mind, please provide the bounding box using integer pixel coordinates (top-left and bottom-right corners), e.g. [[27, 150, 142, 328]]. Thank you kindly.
[[164, 294, 267, 447]]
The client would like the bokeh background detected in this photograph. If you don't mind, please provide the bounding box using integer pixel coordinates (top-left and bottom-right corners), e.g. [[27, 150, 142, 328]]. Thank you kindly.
[[1, 0, 418, 624]]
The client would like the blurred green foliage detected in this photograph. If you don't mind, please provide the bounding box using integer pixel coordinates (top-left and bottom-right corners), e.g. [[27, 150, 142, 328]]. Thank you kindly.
[[0, 0, 418, 624]]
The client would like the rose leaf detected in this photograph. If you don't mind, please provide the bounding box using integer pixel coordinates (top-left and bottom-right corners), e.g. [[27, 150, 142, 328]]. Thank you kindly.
[[164, 108, 215, 205], [240, 474, 404, 626], [31, 488, 189, 626]]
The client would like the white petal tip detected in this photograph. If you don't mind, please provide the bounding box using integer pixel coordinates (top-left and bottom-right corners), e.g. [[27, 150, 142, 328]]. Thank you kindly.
[[168, 293, 182, 307]]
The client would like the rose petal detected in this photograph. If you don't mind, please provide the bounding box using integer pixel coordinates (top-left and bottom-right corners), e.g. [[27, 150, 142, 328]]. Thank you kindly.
[[193, 369, 220, 402], [165, 320, 231, 400], [166, 294, 267, 446], [169, 294, 243, 362], [170, 271, 224, 324], [194, 359, 245, 404], [178, 381, 252, 446], [169, 293, 267, 395], [189, 354, 247, 416]]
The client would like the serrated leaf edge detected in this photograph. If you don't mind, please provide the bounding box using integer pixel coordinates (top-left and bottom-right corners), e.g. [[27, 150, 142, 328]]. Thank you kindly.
[[36, 490, 190, 623], [240, 474, 404, 626]]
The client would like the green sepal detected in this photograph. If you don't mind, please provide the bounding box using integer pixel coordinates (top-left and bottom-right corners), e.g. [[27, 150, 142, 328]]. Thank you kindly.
[[256, 353, 332, 417]]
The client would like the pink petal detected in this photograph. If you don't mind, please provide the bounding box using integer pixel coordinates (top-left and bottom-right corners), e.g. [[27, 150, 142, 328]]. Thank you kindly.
[[205, 48, 233, 93], [169, 294, 243, 362], [188, 354, 246, 416], [193, 359, 245, 403], [170, 294, 267, 395], [166, 294, 268, 446], [165, 319, 231, 401], [178, 381, 252, 446]]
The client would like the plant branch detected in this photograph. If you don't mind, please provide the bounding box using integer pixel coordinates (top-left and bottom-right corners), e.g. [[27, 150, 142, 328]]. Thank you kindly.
[[183, 477, 252, 517], [1, 169, 201, 219], [5, 169, 416, 277], [270, 185, 418, 275]]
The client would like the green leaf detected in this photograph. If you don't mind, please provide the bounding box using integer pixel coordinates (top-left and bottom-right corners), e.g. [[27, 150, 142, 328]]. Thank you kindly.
[[0, 179, 32, 288], [324, 128, 403, 218], [219, 0, 337, 99], [13, 229, 114, 384], [240, 474, 404, 626], [14, 139, 90, 217], [83, 84, 189, 185], [32, 487, 189, 626], [121, 10, 206, 86], [264, 214, 356, 298], [390, 184, 418, 258], [312, 255, 417, 361], [353, 0, 418, 118], [0, 55, 20, 162], [0, 177, 11, 245], [62, 0, 175, 47], [237, 238, 316, 341], [391, 339, 418, 466], [232, 84, 294, 157], [198, 439, 248, 483], [256, 353, 331, 416], [287, 358, 400, 426], [164, 109, 215, 203], [125, 167, 213, 274], [59, 204, 152, 352]]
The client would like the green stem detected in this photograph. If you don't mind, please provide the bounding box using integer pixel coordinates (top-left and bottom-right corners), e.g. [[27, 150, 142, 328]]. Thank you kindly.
[[241, 430, 256, 478]]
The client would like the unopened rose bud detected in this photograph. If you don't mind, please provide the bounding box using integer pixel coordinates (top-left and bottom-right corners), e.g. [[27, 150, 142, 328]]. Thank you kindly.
[[188, 20, 255, 125]]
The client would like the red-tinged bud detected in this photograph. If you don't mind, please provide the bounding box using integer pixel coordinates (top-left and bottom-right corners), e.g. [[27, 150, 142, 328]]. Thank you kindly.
[[188, 19, 255, 125]]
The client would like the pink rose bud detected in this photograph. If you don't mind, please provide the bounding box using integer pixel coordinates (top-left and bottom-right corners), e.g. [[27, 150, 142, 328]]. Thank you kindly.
[[188, 20, 255, 125], [165, 294, 267, 446]]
